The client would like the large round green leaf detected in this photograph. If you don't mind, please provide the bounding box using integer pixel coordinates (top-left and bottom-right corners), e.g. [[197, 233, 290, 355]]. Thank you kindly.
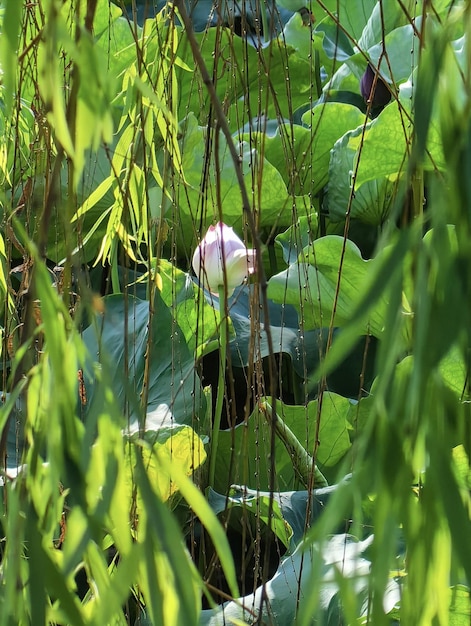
[[243, 103, 364, 197], [327, 123, 404, 224], [267, 235, 388, 336], [199, 532, 400, 625], [82, 291, 205, 426]]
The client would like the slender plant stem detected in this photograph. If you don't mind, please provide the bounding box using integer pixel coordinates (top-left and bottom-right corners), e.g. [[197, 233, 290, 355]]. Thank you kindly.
[[208, 285, 229, 489], [411, 165, 424, 219], [260, 1, 270, 45]]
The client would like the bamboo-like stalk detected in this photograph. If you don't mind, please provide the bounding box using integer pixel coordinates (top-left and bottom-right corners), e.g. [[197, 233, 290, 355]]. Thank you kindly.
[[259, 400, 328, 488]]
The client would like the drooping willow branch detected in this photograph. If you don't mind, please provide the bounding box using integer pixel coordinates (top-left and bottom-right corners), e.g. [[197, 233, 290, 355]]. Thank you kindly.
[[172, 0, 279, 460], [172, 0, 281, 596]]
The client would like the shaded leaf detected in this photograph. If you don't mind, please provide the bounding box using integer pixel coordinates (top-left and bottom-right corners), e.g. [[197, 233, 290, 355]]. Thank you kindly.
[[214, 393, 351, 493], [227, 480, 350, 547], [82, 292, 204, 425], [200, 533, 400, 626], [207, 488, 293, 549], [225, 285, 378, 399], [275, 215, 319, 265]]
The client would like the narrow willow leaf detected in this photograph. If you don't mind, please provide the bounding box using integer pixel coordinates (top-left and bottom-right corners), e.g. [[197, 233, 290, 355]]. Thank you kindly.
[[37, 7, 76, 159], [413, 27, 448, 161], [135, 452, 200, 626], [430, 447, 471, 586], [72, 175, 114, 222], [26, 510, 84, 625], [79, 542, 140, 625], [449, 585, 471, 625], [152, 450, 240, 601], [0, 0, 22, 115], [127, 164, 148, 247], [73, 34, 115, 186], [111, 124, 136, 174], [0, 379, 27, 434], [452, 445, 471, 490], [133, 74, 175, 120], [0, 481, 28, 624]]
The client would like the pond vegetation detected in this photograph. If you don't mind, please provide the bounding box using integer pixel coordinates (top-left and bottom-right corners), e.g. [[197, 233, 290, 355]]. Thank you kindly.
[[0, 0, 470, 624]]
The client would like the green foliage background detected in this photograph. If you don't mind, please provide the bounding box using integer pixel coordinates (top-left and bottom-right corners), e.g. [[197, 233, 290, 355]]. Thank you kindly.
[[0, 0, 470, 624]]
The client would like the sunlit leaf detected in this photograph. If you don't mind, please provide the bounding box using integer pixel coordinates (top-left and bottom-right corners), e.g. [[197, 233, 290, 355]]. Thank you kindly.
[[135, 453, 201, 626], [449, 585, 471, 625], [155, 260, 220, 357], [0, 0, 22, 115], [240, 103, 365, 198], [439, 345, 469, 400], [275, 215, 318, 265], [124, 425, 207, 506], [151, 448, 240, 601], [267, 235, 388, 335]]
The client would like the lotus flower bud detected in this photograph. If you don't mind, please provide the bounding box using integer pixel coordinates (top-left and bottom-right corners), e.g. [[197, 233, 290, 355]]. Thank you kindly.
[[360, 64, 391, 108], [192, 222, 256, 295]]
